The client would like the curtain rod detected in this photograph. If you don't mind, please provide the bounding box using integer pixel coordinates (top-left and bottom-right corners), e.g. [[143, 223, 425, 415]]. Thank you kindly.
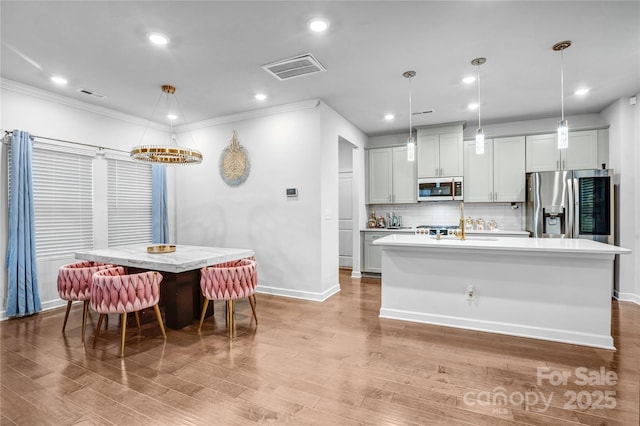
[[3, 130, 130, 154]]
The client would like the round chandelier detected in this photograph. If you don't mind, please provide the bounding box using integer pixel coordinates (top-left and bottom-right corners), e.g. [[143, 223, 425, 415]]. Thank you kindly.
[[130, 85, 203, 165]]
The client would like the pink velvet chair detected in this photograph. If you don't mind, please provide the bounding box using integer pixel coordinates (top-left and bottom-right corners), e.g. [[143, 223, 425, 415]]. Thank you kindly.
[[57, 261, 116, 342], [91, 267, 166, 356], [199, 258, 257, 337]]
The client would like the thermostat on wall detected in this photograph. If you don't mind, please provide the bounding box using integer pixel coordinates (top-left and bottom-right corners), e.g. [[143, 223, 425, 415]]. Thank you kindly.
[[286, 188, 298, 197]]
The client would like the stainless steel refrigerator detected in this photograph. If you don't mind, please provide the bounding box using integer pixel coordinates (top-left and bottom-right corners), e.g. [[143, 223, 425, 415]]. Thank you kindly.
[[526, 169, 614, 244]]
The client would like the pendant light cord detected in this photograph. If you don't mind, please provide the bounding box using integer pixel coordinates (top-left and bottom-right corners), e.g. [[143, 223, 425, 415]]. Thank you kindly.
[[477, 64, 482, 129], [560, 48, 565, 121], [408, 75, 412, 138]]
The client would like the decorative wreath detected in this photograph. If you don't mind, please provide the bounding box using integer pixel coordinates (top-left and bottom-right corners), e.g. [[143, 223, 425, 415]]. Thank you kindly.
[[219, 130, 250, 186]]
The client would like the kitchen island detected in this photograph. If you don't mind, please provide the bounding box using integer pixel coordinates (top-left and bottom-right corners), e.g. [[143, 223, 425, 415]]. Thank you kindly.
[[373, 234, 631, 349]]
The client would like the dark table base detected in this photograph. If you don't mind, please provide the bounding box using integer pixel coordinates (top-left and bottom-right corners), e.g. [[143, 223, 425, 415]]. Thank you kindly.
[[128, 267, 213, 329]]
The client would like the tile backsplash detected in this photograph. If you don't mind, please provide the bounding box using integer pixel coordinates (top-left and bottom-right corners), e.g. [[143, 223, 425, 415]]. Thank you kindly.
[[368, 202, 526, 231]]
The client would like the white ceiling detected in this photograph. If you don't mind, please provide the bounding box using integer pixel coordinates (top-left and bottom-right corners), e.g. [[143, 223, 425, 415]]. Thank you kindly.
[[2, 1, 639, 136]]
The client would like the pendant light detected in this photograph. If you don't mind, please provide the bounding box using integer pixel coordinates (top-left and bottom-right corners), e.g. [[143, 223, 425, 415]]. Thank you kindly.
[[471, 57, 486, 155], [553, 41, 571, 150], [131, 85, 203, 164], [403, 70, 416, 162]]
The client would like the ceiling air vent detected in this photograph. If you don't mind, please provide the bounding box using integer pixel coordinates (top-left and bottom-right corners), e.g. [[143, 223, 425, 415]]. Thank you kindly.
[[76, 88, 106, 99], [262, 53, 326, 81]]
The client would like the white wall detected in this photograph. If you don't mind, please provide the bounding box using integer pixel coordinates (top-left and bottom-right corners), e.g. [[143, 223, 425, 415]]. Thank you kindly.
[[319, 103, 367, 283], [602, 95, 640, 304], [173, 100, 366, 301], [0, 79, 174, 318]]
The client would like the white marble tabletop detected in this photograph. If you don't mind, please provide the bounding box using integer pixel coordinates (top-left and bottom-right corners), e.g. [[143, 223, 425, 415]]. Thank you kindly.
[[75, 244, 254, 273], [373, 234, 631, 256]]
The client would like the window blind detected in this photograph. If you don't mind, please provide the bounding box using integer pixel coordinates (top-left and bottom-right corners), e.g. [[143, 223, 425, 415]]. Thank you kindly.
[[107, 158, 152, 246], [31, 146, 94, 258]]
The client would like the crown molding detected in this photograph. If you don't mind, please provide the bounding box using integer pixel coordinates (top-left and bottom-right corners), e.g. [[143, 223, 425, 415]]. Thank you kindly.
[[2, 78, 321, 134], [1, 78, 168, 131], [176, 99, 321, 132]]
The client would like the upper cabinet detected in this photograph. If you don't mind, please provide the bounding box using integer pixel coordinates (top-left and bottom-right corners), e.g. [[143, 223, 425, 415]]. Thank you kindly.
[[416, 124, 464, 178], [526, 130, 602, 172], [463, 136, 526, 202], [367, 146, 416, 204]]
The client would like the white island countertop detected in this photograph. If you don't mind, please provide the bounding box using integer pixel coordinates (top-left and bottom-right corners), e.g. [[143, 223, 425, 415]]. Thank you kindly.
[[373, 234, 631, 256]]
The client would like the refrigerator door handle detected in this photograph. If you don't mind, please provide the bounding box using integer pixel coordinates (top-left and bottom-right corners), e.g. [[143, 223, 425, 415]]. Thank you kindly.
[[568, 176, 576, 239]]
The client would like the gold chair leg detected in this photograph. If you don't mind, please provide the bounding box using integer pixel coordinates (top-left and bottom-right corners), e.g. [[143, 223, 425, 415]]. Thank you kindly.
[[134, 311, 141, 333], [248, 295, 258, 324], [120, 313, 127, 357], [153, 304, 167, 339], [228, 300, 234, 338], [93, 314, 105, 347], [61, 300, 73, 333], [198, 299, 210, 332], [81, 301, 90, 342]]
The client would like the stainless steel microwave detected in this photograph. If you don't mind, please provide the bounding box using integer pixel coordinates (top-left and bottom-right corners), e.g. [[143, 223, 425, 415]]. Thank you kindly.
[[417, 177, 463, 201]]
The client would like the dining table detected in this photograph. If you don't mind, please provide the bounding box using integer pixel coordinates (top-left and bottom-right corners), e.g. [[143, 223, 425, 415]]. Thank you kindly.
[[75, 244, 254, 329]]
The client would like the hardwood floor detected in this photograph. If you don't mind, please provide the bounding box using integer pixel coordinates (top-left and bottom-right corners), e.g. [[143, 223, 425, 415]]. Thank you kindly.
[[1, 270, 639, 425]]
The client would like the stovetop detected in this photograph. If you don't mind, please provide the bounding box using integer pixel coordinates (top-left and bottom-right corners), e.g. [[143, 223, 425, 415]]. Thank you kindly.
[[415, 225, 459, 236]]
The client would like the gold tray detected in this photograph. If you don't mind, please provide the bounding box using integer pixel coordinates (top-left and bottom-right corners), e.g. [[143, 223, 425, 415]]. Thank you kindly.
[[147, 244, 176, 254]]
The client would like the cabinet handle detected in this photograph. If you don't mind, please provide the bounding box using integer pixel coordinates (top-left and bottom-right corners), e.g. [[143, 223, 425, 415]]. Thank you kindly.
[[563, 160, 566, 169], [489, 192, 492, 201], [435, 167, 439, 176], [440, 168, 443, 176], [556, 160, 559, 170]]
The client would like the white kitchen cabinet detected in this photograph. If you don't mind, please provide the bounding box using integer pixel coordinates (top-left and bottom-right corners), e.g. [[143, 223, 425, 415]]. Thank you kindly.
[[526, 130, 599, 172], [362, 232, 384, 273], [367, 146, 416, 204], [417, 132, 463, 178], [464, 136, 525, 202]]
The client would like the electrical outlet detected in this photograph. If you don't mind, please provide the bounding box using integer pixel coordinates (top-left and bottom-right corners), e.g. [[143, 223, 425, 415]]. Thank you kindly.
[[467, 284, 474, 300]]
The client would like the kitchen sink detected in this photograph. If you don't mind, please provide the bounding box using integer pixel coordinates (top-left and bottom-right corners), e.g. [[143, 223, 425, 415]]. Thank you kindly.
[[429, 236, 498, 241]]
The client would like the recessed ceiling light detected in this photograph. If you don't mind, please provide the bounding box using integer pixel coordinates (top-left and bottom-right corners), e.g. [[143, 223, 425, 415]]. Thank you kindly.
[[167, 114, 177, 120], [51, 75, 68, 85], [148, 33, 169, 45], [468, 103, 479, 110], [574, 88, 590, 96], [462, 76, 476, 84], [255, 93, 267, 101], [384, 113, 395, 121], [309, 18, 329, 32]]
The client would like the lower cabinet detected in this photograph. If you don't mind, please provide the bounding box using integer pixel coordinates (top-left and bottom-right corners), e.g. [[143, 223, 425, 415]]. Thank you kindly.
[[362, 232, 385, 273]]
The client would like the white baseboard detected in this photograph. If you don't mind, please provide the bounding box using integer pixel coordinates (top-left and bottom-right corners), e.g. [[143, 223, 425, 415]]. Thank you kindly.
[[379, 308, 616, 351], [256, 283, 340, 302], [613, 290, 640, 305], [0, 298, 67, 321]]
